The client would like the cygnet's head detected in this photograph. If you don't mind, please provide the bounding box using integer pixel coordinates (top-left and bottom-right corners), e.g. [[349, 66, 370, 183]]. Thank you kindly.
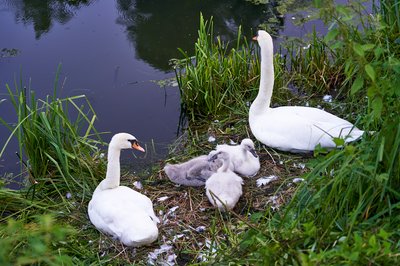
[[241, 138, 258, 158], [208, 150, 230, 163], [109, 133, 145, 152], [253, 30, 273, 46]]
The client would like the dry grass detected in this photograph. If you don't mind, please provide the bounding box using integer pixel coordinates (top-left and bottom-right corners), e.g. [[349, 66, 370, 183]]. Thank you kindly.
[[79, 137, 310, 265]]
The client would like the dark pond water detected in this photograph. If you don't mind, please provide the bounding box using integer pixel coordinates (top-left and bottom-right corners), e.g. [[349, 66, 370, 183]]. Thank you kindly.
[[0, 0, 328, 182]]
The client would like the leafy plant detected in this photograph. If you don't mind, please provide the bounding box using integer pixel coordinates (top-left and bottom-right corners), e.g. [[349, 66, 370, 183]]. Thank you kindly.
[[174, 14, 260, 121], [0, 65, 104, 201], [0, 214, 75, 266]]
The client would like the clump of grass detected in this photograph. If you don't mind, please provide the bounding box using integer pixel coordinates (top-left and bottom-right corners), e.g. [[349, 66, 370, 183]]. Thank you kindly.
[[173, 13, 260, 121], [0, 65, 104, 202], [212, 1, 400, 264], [0, 214, 75, 265]]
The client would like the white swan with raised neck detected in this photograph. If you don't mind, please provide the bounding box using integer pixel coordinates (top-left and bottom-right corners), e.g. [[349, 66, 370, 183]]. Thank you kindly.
[[249, 30, 364, 153], [88, 133, 159, 247]]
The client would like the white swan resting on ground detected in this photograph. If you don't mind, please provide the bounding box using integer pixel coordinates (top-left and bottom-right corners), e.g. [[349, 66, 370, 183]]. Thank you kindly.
[[205, 150, 243, 211], [249, 30, 365, 153], [88, 133, 159, 247], [164, 155, 222, 186], [216, 138, 260, 177]]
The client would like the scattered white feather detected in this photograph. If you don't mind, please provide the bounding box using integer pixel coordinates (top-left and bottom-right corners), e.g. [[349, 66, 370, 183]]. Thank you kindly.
[[229, 139, 237, 145], [303, 44, 311, 50], [167, 254, 177, 264], [208, 136, 216, 142], [256, 175, 278, 187], [168, 206, 179, 214], [323, 95, 333, 103], [99, 153, 105, 159], [293, 178, 305, 183], [195, 226, 206, 233], [199, 207, 206, 212], [293, 163, 306, 169], [157, 196, 169, 202], [148, 244, 174, 265], [267, 195, 280, 210], [133, 181, 143, 190], [172, 234, 185, 242], [66, 192, 72, 199]]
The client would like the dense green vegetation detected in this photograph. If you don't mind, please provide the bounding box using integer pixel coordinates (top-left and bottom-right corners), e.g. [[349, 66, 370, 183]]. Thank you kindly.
[[0, 0, 399, 265], [174, 0, 400, 264]]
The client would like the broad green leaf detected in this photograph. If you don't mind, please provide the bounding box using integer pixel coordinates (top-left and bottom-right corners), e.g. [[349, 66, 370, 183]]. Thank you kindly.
[[325, 28, 339, 42], [333, 137, 345, 146], [365, 64, 376, 82], [351, 76, 364, 95], [361, 44, 375, 51], [353, 42, 364, 57], [372, 96, 383, 118]]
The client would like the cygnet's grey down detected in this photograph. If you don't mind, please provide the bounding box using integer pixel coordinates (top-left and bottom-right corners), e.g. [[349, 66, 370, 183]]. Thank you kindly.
[[205, 150, 243, 211], [216, 138, 260, 177], [164, 155, 223, 187]]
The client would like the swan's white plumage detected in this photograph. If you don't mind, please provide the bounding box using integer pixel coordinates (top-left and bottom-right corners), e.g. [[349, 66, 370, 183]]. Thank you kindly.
[[250, 30, 364, 153], [216, 138, 260, 177], [205, 151, 243, 211], [164, 155, 222, 186], [216, 138, 260, 176], [88, 133, 159, 247]]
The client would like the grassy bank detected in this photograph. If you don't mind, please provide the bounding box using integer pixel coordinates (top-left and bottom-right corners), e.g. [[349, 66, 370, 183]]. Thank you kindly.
[[1, 0, 399, 265], [174, 0, 400, 264]]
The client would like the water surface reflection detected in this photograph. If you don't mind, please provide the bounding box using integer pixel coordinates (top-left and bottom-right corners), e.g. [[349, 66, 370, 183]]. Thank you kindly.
[[1, 0, 318, 180]]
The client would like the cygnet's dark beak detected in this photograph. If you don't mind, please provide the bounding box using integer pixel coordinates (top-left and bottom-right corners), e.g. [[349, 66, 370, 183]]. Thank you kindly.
[[208, 153, 219, 162], [252, 35, 258, 41], [249, 148, 258, 158], [129, 139, 145, 152]]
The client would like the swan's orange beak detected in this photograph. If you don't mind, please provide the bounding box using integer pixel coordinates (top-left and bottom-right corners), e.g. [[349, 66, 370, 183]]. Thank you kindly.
[[132, 142, 145, 152], [252, 35, 258, 41]]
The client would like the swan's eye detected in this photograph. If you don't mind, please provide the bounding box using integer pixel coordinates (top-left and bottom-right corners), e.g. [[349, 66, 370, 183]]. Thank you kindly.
[[128, 139, 137, 145]]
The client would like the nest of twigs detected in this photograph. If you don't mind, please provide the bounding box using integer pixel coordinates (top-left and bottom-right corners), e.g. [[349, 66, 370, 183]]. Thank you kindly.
[[84, 141, 310, 265]]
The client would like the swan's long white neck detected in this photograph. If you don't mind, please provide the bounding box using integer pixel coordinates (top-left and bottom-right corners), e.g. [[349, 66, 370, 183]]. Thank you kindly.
[[100, 145, 121, 190], [219, 157, 231, 172], [250, 38, 274, 118]]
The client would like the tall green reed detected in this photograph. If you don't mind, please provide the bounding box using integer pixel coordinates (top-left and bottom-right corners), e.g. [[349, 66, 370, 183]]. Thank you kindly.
[[212, 0, 400, 264], [0, 66, 104, 201], [174, 14, 260, 121]]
